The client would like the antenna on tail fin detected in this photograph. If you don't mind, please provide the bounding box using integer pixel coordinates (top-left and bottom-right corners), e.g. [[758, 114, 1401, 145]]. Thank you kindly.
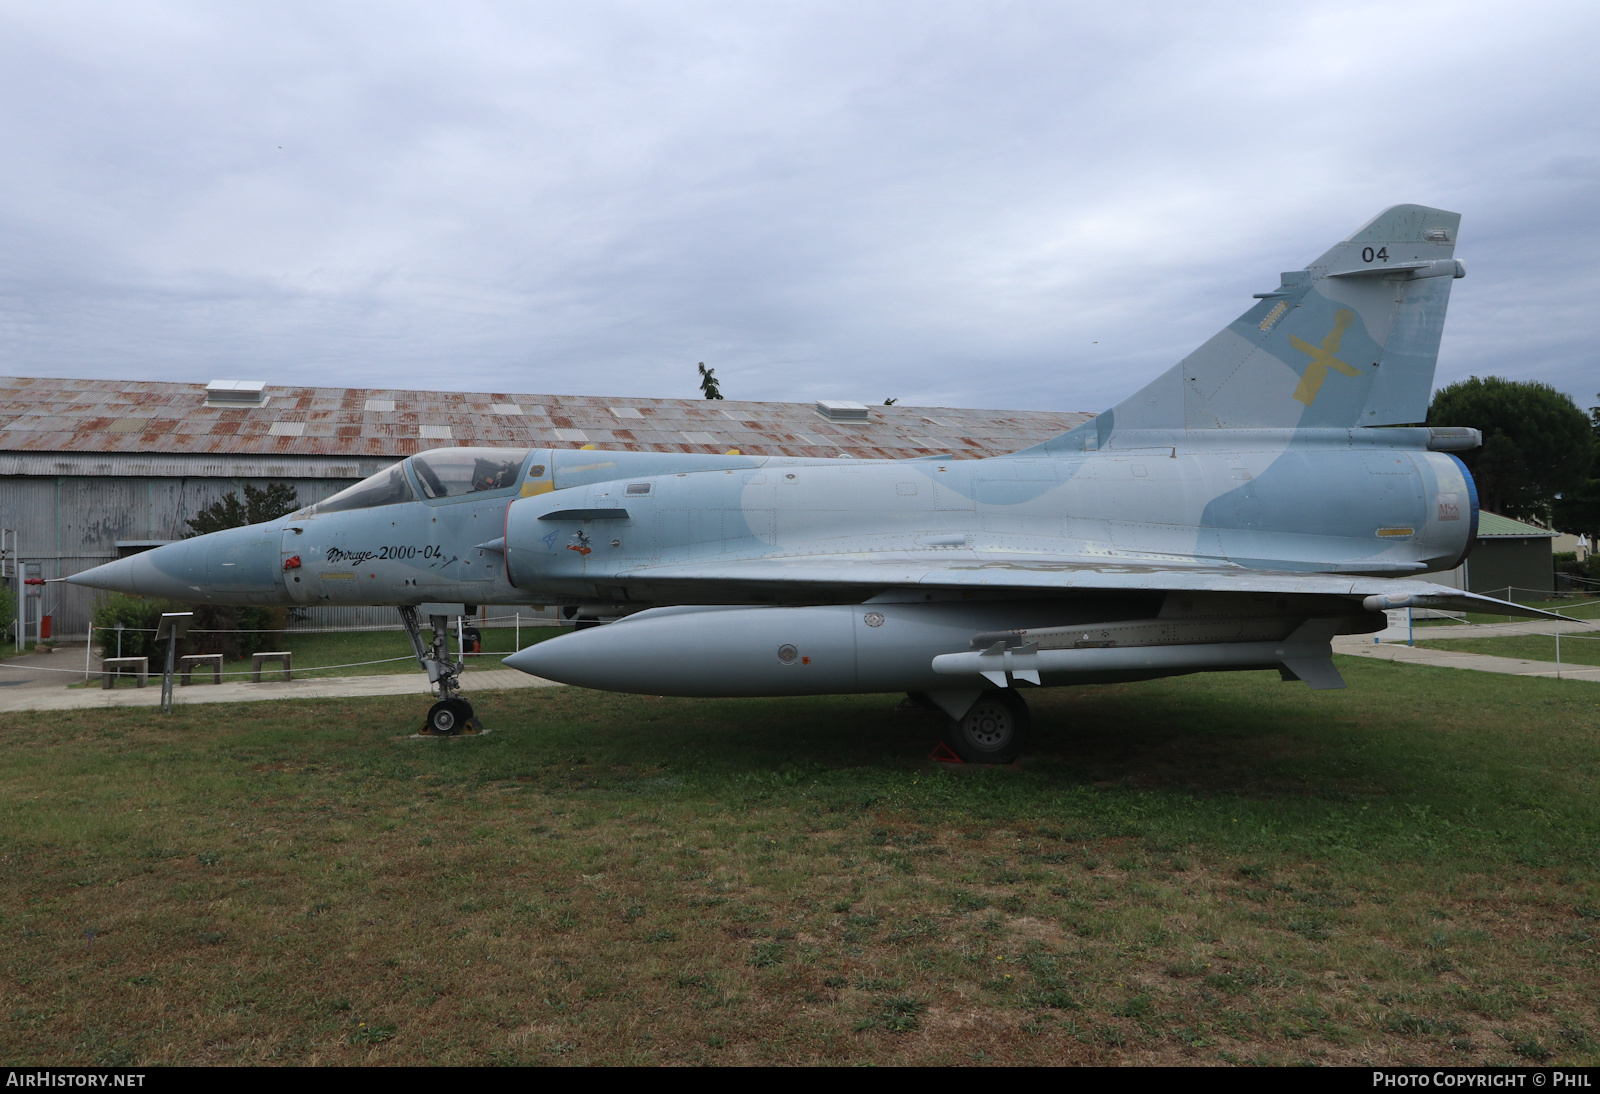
[[1021, 204, 1464, 455]]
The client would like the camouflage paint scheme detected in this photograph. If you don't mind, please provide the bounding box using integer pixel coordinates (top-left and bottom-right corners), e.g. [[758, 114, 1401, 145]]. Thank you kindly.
[[70, 205, 1547, 704]]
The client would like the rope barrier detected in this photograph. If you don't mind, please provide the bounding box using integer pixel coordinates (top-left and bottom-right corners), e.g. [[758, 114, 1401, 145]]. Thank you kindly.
[[0, 662, 100, 674]]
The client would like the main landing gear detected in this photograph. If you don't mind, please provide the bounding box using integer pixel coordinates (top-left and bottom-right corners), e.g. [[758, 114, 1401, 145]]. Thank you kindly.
[[912, 689, 1032, 764], [399, 606, 482, 736]]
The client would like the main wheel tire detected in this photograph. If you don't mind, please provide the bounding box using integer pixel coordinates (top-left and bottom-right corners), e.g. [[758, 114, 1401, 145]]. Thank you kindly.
[[942, 690, 1031, 764], [425, 697, 472, 736]]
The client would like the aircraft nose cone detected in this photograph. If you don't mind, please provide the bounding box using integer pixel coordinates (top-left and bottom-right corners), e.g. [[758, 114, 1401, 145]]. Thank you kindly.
[[67, 523, 288, 604], [66, 556, 138, 594], [67, 542, 209, 600]]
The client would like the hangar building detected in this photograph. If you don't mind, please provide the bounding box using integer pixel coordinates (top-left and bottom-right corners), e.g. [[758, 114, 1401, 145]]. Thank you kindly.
[[0, 376, 1090, 638]]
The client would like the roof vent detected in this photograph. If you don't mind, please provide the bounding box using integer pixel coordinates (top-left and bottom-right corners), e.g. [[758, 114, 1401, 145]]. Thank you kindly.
[[206, 380, 267, 407], [816, 400, 869, 423]]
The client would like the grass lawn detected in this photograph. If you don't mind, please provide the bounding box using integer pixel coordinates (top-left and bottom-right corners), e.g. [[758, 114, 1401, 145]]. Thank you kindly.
[[3, 658, 1599, 1066], [1416, 633, 1600, 668]]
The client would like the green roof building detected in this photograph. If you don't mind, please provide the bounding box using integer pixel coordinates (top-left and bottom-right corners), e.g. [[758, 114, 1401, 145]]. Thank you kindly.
[[1431, 511, 1558, 600]]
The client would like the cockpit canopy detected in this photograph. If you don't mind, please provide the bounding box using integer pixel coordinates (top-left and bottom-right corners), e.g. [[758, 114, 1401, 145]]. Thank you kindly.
[[293, 448, 532, 517], [296, 464, 414, 516], [411, 448, 528, 499]]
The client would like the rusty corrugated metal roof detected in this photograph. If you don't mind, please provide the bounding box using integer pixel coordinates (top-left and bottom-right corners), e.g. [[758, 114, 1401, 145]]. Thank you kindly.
[[0, 376, 1091, 461]]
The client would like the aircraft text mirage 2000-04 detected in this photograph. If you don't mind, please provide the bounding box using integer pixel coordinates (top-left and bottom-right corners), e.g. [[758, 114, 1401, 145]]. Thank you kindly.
[[70, 205, 1564, 760]]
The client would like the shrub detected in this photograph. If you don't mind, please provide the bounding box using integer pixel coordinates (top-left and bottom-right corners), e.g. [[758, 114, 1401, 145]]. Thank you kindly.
[[92, 595, 182, 661]]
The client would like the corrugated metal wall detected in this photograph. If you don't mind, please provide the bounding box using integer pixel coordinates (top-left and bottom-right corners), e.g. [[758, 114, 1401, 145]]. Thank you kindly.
[[1, 474, 358, 637]]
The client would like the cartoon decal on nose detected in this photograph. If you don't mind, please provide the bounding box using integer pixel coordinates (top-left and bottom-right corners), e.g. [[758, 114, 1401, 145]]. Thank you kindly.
[[567, 530, 592, 557]]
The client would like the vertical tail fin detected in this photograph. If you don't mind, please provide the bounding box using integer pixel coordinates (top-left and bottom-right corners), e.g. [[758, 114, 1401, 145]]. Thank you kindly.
[[1028, 205, 1464, 452]]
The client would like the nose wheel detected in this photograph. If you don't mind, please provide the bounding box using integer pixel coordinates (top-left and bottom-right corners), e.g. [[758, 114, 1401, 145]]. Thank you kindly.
[[400, 606, 484, 735], [424, 697, 479, 736]]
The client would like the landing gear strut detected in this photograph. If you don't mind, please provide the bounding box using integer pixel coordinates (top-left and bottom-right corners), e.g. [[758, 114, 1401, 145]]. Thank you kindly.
[[400, 606, 481, 735]]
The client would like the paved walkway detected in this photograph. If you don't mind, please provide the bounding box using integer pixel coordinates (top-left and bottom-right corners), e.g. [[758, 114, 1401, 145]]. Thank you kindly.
[[1333, 635, 1600, 683]]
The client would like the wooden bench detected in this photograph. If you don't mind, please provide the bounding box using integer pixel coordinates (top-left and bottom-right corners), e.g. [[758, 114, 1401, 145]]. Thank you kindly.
[[251, 651, 292, 682], [101, 656, 148, 689], [180, 653, 224, 685]]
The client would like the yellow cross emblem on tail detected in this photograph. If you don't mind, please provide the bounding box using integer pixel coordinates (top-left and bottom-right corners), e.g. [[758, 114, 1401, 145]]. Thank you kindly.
[[1288, 309, 1364, 406]]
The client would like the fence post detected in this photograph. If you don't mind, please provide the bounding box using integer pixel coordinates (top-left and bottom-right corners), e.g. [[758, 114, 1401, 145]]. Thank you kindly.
[[515, 612, 520, 652], [85, 623, 92, 683]]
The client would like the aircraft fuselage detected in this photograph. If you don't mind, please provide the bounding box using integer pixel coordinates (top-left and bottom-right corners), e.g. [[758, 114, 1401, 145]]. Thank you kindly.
[[75, 428, 1475, 614]]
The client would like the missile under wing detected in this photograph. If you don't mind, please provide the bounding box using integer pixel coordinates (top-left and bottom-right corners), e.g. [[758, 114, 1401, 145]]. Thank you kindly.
[[68, 205, 1560, 757]]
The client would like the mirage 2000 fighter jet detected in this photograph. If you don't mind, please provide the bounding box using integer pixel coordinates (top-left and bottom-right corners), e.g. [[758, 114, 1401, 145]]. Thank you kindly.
[[70, 205, 1560, 760]]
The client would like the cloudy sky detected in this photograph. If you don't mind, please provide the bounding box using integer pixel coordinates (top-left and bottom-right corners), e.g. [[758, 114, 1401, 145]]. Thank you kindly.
[[1, 2, 1596, 415]]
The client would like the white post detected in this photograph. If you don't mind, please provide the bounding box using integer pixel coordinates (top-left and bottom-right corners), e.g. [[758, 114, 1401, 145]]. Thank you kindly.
[[85, 623, 92, 683], [515, 612, 520, 652], [1556, 629, 1561, 679], [1408, 607, 1413, 647]]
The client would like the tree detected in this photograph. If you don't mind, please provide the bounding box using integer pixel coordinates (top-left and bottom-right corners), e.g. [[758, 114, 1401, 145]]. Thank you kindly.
[[184, 483, 300, 538], [697, 362, 723, 400], [1552, 393, 1600, 544], [1426, 377, 1595, 524]]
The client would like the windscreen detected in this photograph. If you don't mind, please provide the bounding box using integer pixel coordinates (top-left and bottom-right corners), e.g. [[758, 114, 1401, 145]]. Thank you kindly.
[[298, 463, 414, 516], [411, 448, 531, 499]]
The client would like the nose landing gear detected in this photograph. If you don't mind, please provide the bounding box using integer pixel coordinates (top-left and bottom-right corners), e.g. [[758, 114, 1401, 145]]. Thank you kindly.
[[400, 606, 482, 735], [425, 696, 476, 735]]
